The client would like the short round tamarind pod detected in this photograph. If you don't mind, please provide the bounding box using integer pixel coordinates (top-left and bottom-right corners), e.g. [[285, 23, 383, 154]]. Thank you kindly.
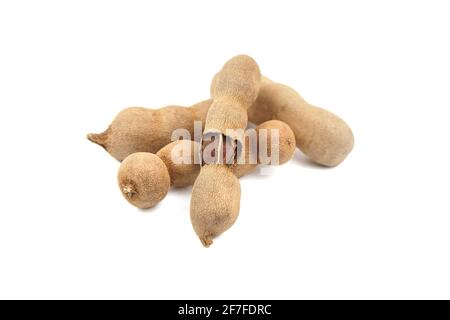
[[233, 120, 296, 177], [87, 99, 211, 162], [117, 152, 170, 209], [190, 164, 241, 247], [248, 77, 354, 167], [256, 120, 296, 166], [156, 140, 201, 188]]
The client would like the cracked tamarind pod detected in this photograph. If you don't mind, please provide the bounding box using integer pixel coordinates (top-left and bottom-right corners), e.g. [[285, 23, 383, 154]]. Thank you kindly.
[[247, 77, 354, 167], [190, 55, 261, 247], [203, 55, 261, 163]]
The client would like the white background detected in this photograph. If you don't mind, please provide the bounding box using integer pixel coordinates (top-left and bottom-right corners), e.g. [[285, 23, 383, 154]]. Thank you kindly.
[[0, 0, 449, 299]]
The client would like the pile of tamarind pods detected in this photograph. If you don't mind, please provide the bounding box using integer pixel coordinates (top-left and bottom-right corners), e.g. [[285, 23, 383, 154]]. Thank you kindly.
[[88, 55, 354, 247]]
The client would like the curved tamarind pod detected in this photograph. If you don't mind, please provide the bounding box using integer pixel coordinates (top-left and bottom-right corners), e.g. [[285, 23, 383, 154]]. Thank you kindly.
[[87, 100, 211, 161], [248, 77, 354, 167]]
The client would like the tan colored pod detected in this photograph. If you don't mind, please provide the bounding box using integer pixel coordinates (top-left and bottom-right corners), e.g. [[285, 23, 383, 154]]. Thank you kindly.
[[87, 100, 211, 161], [210, 55, 261, 108], [248, 77, 354, 167], [204, 55, 261, 157], [233, 129, 258, 178], [156, 140, 201, 188], [117, 152, 170, 209], [233, 120, 296, 177], [190, 55, 260, 247], [256, 120, 296, 166], [190, 165, 241, 247]]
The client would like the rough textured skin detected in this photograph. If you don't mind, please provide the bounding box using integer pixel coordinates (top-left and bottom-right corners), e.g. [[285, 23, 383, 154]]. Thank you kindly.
[[117, 153, 170, 209], [233, 120, 296, 177], [233, 129, 258, 178], [204, 101, 248, 140], [190, 165, 241, 247], [190, 55, 260, 247], [256, 120, 296, 165], [88, 76, 353, 167], [87, 99, 211, 161], [204, 55, 261, 149], [210, 55, 261, 108], [156, 140, 201, 188], [248, 77, 354, 167]]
